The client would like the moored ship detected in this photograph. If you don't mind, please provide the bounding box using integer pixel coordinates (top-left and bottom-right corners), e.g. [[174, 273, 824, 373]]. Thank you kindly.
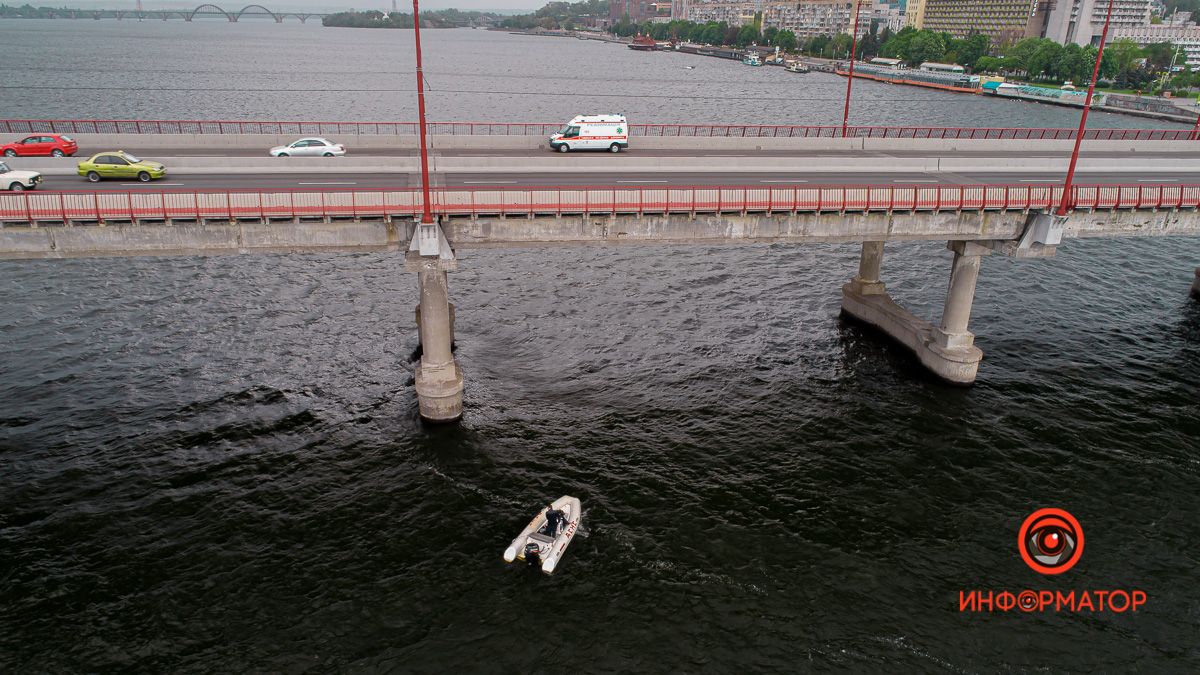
[[836, 58, 980, 94], [628, 34, 657, 51]]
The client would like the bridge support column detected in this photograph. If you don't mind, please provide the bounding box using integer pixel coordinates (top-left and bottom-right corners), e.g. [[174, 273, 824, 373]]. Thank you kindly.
[[1192, 267, 1200, 299], [841, 240, 987, 385], [407, 219, 463, 423]]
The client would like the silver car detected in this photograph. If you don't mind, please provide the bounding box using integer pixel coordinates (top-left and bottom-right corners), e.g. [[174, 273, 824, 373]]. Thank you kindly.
[[269, 137, 346, 157]]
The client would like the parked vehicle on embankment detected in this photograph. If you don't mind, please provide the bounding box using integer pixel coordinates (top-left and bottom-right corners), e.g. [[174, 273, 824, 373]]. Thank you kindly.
[[0, 161, 43, 191], [548, 114, 629, 153]]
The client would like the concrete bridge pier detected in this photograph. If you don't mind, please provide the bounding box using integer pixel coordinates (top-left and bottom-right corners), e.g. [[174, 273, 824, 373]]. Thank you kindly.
[[406, 219, 464, 423], [841, 240, 987, 385]]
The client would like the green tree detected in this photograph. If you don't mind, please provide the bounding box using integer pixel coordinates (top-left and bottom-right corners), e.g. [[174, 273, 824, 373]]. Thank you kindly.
[[954, 33, 990, 69], [1102, 38, 1144, 79], [880, 26, 916, 60], [1026, 41, 1063, 80], [809, 34, 831, 56], [736, 23, 760, 48], [905, 30, 946, 65], [829, 33, 853, 58], [775, 30, 797, 51], [1143, 42, 1178, 71], [1054, 43, 1084, 84], [1003, 37, 1044, 75]]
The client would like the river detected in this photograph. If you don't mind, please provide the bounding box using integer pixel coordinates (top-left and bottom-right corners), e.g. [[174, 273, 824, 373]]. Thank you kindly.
[[1, 20, 1198, 673]]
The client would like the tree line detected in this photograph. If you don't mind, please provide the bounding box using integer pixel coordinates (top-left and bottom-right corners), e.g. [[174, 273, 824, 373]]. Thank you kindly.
[[323, 9, 494, 29]]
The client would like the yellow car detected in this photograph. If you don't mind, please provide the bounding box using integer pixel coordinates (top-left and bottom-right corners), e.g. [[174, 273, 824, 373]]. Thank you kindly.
[[77, 151, 167, 183]]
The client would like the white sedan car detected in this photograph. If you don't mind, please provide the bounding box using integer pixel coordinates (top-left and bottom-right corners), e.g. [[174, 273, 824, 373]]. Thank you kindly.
[[269, 137, 346, 157], [0, 161, 42, 191]]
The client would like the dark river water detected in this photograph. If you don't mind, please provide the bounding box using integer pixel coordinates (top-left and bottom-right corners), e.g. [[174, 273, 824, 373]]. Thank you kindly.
[[1, 20, 1199, 673]]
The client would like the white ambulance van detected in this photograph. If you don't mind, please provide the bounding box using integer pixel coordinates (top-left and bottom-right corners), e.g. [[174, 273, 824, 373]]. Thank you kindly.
[[548, 114, 629, 153]]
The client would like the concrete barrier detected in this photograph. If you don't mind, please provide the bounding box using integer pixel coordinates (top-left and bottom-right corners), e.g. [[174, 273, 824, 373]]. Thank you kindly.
[[6, 154, 1194, 178]]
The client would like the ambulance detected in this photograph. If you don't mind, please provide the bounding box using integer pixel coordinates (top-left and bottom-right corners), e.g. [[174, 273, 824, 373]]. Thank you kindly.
[[548, 114, 629, 153]]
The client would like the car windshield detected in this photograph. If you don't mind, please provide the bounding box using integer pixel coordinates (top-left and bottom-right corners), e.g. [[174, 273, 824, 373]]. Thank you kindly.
[[0, 162, 8, 173], [61, 136, 73, 142], [123, 154, 142, 163]]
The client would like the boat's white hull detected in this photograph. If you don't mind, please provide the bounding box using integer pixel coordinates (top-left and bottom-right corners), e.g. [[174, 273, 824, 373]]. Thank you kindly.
[[503, 496, 582, 575]]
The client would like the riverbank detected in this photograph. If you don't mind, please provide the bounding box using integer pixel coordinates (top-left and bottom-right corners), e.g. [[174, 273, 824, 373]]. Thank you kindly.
[[513, 29, 1198, 125]]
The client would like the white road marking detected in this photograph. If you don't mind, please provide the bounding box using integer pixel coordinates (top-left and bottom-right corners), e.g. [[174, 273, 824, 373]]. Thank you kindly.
[[760, 180, 809, 183], [894, 179, 938, 183], [1138, 179, 1178, 182], [297, 181, 357, 185], [463, 180, 516, 184], [617, 180, 668, 183]]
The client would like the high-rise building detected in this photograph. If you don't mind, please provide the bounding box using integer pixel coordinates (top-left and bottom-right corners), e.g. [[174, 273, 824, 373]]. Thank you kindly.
[[685, 0, 752, 26], [917, 0, 1047, 41], [1043, 0, 1154, 46], [610, 0, 659, 23], [905, 0, 925, 29], [684, 0, 899, 36], [1110, 24, 1200, 68]]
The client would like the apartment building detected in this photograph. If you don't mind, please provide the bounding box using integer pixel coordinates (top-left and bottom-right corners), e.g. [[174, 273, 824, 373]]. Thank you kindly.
[[685, 0, 753, 25], [905, 0, 925, 29], [917, 0, 1047, 40], [1110, 24, 1200, 68], [1043, 0, 1154, 46]]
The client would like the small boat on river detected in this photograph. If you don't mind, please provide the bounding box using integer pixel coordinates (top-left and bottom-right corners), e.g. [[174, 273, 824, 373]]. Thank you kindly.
[[742, 53, 762, 66], [503, 496, 582, 575]]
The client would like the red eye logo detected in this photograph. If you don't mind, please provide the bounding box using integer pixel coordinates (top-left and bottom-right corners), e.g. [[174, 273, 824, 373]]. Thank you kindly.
[[1018, 508, 1084, 575]]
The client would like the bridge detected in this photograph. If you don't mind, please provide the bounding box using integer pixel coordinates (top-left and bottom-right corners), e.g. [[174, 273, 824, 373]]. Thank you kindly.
[[1, 119, 1198, 420], [15, 5, 331, 22]]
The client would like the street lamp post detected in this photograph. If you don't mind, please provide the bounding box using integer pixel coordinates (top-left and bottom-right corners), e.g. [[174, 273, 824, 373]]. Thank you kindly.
[[841, 0, 866, 138], [1057, 0, 1116, 216], [412, 0, 434, 224]]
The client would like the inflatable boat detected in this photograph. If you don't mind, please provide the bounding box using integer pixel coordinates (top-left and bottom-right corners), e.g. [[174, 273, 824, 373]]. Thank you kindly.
[[503, 496, 581, 575]]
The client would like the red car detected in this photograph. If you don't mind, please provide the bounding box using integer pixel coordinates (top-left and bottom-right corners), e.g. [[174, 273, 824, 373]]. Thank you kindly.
[[2, 134, 78, 157]]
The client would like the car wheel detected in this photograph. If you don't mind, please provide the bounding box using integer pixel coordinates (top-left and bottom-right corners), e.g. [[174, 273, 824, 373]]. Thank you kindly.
[[558, 144, 570, 153], [10, 183, 25, 192], [610, 143, 621, 153], [87, 171, 101, 182], [52, 149, 65, 157], [323, 152, 334, 157], [138, 171, 151, 182], [3, 149, 15, 157], [278, 152, 289, 157]]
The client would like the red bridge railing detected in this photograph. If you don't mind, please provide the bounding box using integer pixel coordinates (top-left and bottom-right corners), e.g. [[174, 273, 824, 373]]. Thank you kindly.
[[2, 184, 1197, 223], [0, 119, 1195, 141]]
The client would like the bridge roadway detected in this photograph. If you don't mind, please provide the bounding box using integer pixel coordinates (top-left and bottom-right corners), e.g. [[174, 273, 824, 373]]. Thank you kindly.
[[7, 146, 1200, 191]]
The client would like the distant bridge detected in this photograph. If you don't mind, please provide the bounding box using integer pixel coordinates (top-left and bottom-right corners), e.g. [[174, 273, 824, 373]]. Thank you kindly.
[[15, 5, 331, 23]]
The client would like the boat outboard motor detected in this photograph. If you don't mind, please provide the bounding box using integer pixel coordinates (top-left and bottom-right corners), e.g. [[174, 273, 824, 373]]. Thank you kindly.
[[524, 542, 542, 567]]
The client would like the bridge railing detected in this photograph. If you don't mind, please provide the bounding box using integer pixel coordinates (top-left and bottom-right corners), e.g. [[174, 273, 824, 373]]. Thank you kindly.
[[3, 184, 1197, 223], [1, 119, 1196, 141]]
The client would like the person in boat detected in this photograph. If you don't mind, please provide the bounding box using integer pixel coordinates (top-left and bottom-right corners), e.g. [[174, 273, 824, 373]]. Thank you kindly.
[[544, 503, 566, 537]]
